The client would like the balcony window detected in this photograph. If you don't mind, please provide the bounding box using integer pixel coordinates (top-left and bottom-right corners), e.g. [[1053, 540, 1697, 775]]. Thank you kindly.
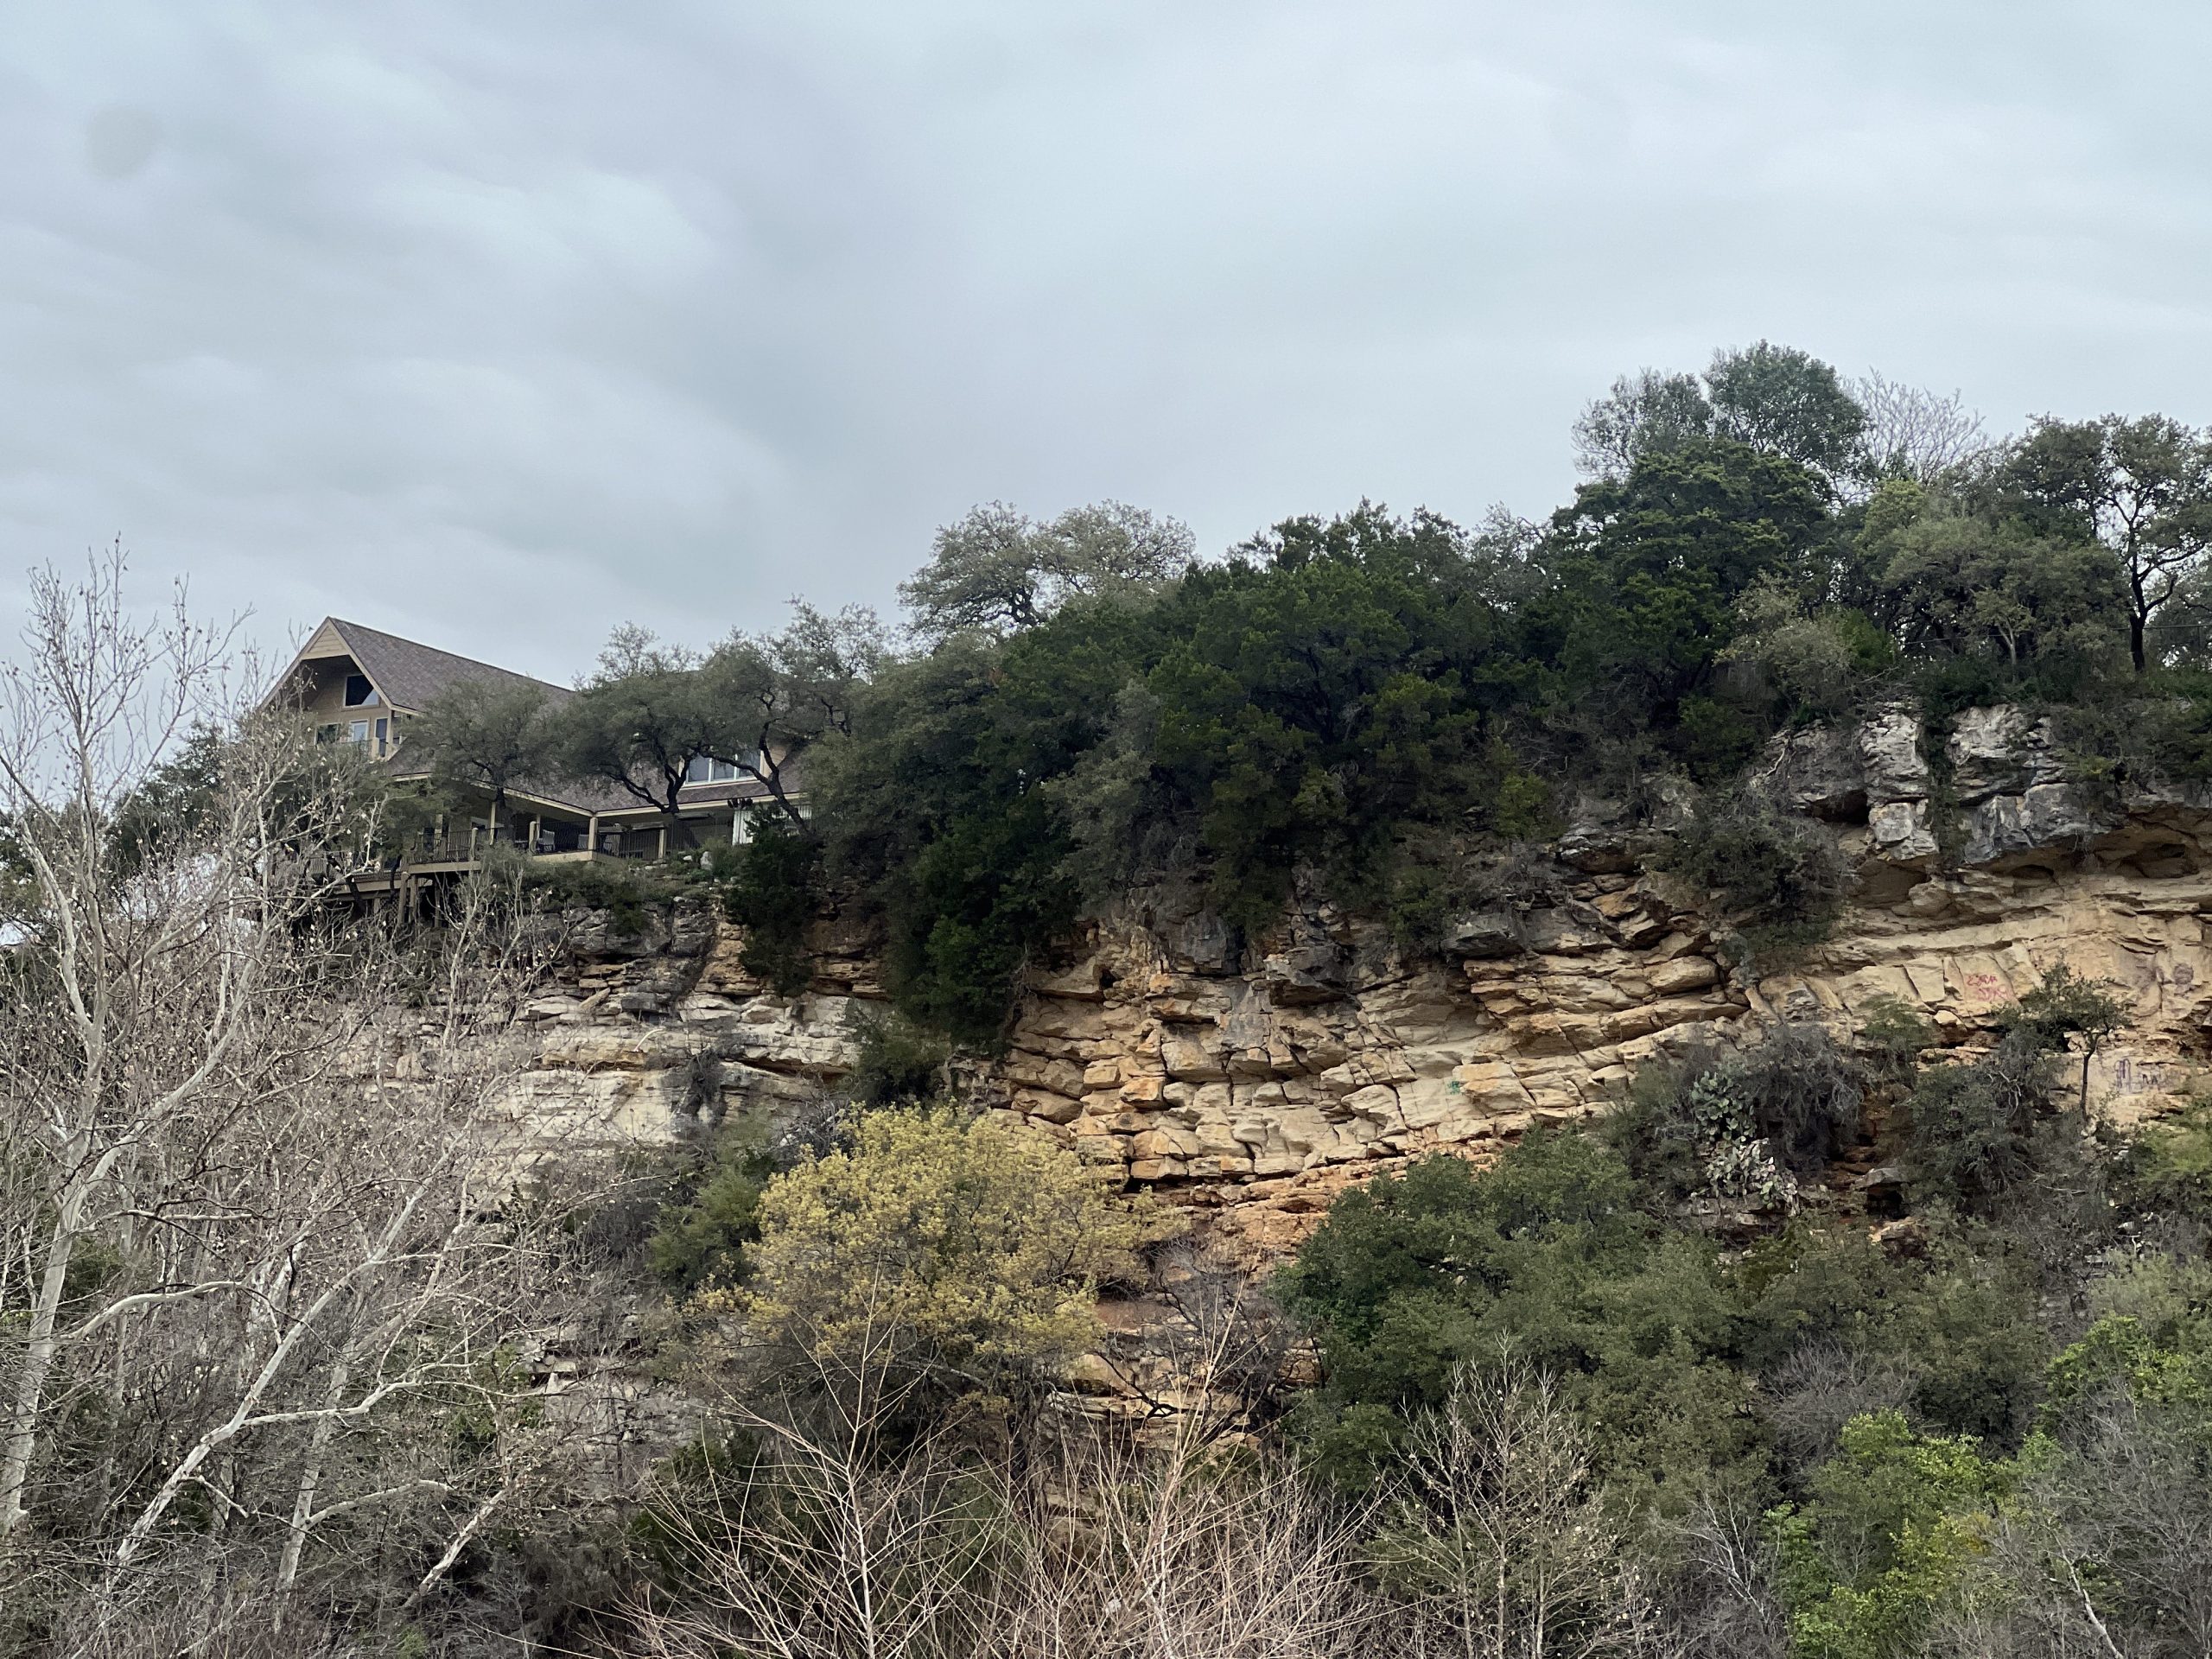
[[344, 673, 379, 708], [684, 752, 754, 785], [348, 720, 370, 745]]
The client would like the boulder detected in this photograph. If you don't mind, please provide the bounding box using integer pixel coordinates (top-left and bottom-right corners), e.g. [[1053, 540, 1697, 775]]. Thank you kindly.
[[1557, 813, 1637, 874], [1019, 1090, 1084, 1126], [1521, 903, 1612, 955], [1259, 938, 1345, 1006], [1647, 955, 1721, 995], [1163, 908, 1236, 974], [1857, 707, 1929, 804], [1770, 722, 1866, 819], [1944, 705, 2037, 804], [1160, 1036, 1230, 1083], [1960, 783, 2105, 867], [1028, 957, 1105, 1000], [1868, 798, 1939, 865], [1442, 908, 1525, 958], [1850, 1165, 1906, 1192]]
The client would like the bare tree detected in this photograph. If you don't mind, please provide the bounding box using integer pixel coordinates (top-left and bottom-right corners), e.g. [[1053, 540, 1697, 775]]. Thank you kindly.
[[1100, 1241, 1295, 1448], [1763, 1341, 1923, 1477], [0, 557, 603, 1639], [0, 555, 272, 1551], [1851, 372, 1992, 486], [1382, 1358, 1667, 1659], [632, 1408, 1377, 1659], [1931, 1394, 2212, 1659], [1658, 1493, 1790, 1659]]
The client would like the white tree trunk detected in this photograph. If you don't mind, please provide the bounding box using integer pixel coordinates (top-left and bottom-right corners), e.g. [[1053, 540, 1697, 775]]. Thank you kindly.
[[0, 1186, 86, 1541]]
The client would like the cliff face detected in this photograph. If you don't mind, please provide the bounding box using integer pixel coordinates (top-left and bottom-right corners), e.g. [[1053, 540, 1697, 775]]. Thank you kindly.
[[498, 703, 2212, 1250]]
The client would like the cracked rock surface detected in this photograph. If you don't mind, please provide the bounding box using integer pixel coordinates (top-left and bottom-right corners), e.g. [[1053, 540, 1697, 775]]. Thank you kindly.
[[486, 703, 2212, 1256]]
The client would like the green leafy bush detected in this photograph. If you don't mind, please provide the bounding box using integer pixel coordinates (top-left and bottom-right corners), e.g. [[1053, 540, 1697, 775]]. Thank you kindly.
[[648, 1139, 774, 1294], [1278, 1132, 1761, 1504], [1738, 1228, 2045, 1448], [2041, 1255, 2212, 1431], [1900, 1044, 2047, 1212], [1904, 965, 2129, 1212], [1611, 1024, 1863, 1208], [2119, 1093, 2212, 1218], [1854, 995, 1936, 1082], [1771, 1410, 2009, 1659], [887, 794, 1081, 1047], [842, 1008, 950, 1109], [718, 1107, 1166, 1402], [720, 821, 820, 995], [1659, 795, 1847, 949]]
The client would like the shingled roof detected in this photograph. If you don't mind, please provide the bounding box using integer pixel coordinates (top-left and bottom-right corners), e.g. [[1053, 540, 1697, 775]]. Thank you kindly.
[[273, 616, 775, 823], [312, 618, 570, 713]]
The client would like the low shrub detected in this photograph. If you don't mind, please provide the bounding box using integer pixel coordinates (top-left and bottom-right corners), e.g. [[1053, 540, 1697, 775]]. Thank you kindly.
[[649, 1139, 773, 1295], [719, 822, 821, 995], [1900, 1039, 2048, 1211], [842, 1008, 951, 1109], [722, 1107, 1166, 1403], [1658, 794, 1847, 952], [1278, 1131, 1764, 1505], [1771, 1410, 2009, 1659], [1609, 1023, 1862, 1208]]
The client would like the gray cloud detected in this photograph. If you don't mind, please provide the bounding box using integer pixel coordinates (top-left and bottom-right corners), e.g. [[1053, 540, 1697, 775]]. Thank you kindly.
[[84, 105, 162, 180], [2, 2, 2209, 682]]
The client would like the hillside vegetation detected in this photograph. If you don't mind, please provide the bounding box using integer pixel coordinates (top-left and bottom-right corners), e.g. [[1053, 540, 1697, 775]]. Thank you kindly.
[[3, 352, 2212, 1656], [422, 343, 2212, 1041]]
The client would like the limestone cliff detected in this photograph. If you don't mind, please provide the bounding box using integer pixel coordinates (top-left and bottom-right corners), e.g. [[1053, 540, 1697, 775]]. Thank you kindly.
[[496, 702, 2212, 1252]]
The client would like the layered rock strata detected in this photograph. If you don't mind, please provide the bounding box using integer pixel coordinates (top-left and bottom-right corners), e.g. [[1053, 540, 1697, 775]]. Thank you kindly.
[[493, 703, 2212, 1246]]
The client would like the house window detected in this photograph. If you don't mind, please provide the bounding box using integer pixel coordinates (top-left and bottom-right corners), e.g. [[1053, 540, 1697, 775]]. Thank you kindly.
[[375, 718, 389, 751], [344, 674, 379, 708], [348, 720, 370, 745], [684, 753, 754, 785]]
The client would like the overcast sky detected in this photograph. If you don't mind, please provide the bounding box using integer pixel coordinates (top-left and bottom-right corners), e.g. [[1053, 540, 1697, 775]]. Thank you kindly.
[[3, 3, 2209, 683]]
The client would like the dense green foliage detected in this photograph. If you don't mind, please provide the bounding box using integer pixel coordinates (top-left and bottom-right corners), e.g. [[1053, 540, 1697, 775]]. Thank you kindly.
[[1656, 796, 1849, 957], [1274, 966, 2212, 1656], [646, 1137, 773, 1294], [1771, 1412, 2009, 1659], [721, 821, 820, 995], [1278, 1127, 1764, 1508], [410, 348, 2212, 1054], [810, 375, 2212, 1037]]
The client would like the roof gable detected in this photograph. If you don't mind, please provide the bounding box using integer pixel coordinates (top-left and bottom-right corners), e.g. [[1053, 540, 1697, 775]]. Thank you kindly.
[[283, 618, 571, 715], [297, 617, 351, 662]]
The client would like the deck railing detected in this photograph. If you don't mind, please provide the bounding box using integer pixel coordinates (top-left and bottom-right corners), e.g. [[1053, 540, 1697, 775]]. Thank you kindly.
[[385, 830, 660, 867]]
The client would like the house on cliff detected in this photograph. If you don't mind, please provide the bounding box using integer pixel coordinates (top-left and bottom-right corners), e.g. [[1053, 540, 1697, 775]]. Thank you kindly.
[[267, 617, 779, 898]]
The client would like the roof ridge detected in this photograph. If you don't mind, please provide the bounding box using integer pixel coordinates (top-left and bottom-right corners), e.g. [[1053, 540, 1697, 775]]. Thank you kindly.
[[325, 617, 570, 698]]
